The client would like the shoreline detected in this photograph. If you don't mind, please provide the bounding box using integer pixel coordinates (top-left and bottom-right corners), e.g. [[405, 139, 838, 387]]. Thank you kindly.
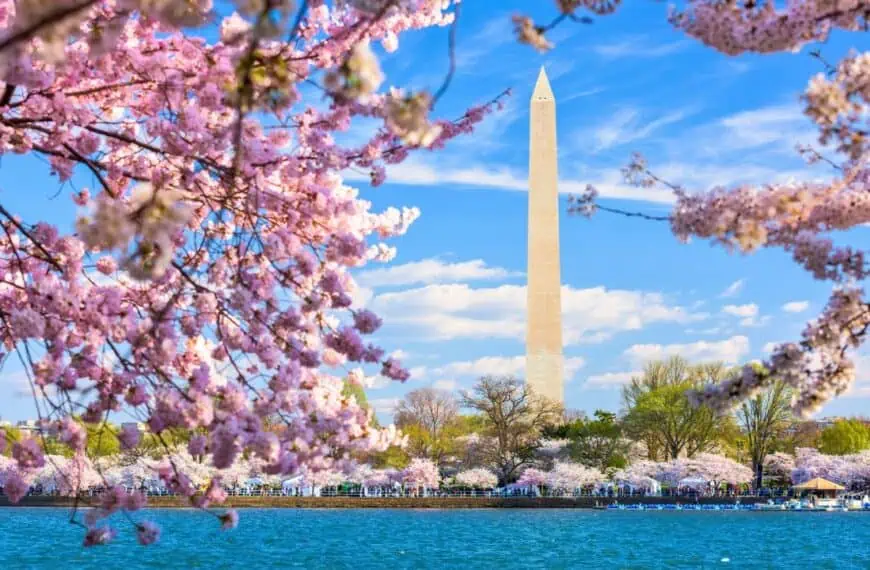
[[0, 496, 766, 509]]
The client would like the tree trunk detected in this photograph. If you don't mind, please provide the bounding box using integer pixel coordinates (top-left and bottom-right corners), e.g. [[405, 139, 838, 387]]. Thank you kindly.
[[754, 461, 763, 491]]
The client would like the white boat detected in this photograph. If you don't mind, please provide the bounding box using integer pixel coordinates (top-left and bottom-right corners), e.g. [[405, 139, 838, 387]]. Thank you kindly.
[[753, 500, 785, 511], [785, 499, 805, 510], [842, 493, 870, 511]]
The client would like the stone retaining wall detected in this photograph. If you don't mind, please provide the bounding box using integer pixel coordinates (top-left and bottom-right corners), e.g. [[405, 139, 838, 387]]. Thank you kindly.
[[0, 496, 765, 509]]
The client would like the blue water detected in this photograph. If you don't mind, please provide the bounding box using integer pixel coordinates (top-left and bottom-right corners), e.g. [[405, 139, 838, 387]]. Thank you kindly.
[[1, 508, 869, 568]]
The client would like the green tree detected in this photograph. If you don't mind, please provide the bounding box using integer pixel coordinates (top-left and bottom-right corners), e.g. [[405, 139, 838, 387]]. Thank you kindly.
[[370, 444, 410, 469], [342, 380, 379, 428], [83, 421, 121, 457], [622, 357, 736, 461], [736, 377, 793, 489], [547, 410, 630, 471], [819, 419, 870, 455]]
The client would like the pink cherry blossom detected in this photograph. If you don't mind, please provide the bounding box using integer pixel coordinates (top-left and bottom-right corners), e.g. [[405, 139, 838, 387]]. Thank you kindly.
[[0, 0, 507, 544], [401, 458, 440, 489], [3, 470, 30, 503], [454, 468, 498, 489], [516, 467, 548, 488]]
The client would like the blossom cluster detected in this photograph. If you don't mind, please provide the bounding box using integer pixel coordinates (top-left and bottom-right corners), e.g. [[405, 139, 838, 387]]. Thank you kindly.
[[0, 0, 503, 546], [789, 448, 870, 487], [612, 454, 753, 488], [514, 461, 604, 491], [400, 457, 440, 489], [454, 468, 498, 489]]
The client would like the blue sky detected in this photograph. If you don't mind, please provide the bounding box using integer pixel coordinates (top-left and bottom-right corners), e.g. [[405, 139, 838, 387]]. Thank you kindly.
[[0, 2, 868, 424]]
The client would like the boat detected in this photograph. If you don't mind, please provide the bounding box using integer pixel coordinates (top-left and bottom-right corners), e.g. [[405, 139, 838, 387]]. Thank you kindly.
[[842, 493, 870, 511], [753, 500, 785, 511]]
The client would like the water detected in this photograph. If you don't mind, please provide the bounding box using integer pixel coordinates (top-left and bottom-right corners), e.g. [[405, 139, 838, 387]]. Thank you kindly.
[[1, 508, 869, 569]]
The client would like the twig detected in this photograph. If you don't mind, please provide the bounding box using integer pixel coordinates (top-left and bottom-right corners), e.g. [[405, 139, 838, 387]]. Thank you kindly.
[[0, 1, 98, 54], [432, 3, 460, 106]]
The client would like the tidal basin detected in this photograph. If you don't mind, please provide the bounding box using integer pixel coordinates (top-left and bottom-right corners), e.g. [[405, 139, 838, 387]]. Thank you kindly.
[[2, 508, 870, 569]]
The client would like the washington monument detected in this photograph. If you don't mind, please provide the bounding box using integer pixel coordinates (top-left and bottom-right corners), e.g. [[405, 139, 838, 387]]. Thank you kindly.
[[525, 67, 564, 406]]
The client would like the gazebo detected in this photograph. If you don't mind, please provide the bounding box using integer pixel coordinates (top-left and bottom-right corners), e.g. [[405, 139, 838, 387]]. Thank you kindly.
[[792, 478, 845, 499]]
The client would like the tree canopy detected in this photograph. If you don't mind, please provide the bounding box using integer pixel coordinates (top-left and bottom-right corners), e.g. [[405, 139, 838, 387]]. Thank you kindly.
[[819, 419, 870, 456], [622, 357, 737, 461]]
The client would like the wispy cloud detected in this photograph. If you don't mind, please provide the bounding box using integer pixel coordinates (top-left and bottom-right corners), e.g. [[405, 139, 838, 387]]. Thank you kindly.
[[719, 279, 745, 298], [624, 335, 750, 367], [583, 370, 641, 390], [560, 86, 606, 105], [782, 300, 810, 313], [357, 258, 521, 288], [369, 280, 704, 346], [588, 107, 691, 152], [721, 303, 758, 318], [593, 36, 690, 59], [455, 16, 514, 70], [344, 156, 676, 203], [721, 303, 768, 327], [423, 355, 587, 386]]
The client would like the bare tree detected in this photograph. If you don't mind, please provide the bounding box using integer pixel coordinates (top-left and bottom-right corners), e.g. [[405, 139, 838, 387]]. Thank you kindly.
[[460, 376, 563, 485], [394, 388, 459, 465]]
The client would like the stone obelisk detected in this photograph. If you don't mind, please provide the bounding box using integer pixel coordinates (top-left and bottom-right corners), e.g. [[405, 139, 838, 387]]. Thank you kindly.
[[525, 67, 564, 406]]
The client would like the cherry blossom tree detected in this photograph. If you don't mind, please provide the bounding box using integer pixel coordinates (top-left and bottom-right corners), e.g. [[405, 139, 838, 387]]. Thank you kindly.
[[612, 459, 660, 491], [763, 452, 796, 487], [36, 453, 102, 495], [790, 448, 870, 489], [514, 467, 547, 490], [546, 461, 604, 494], [401, 457, 439, 490], [654, 454, 752, 488], [792, 447, 849, 485], [0, 0, 501, 545], [454, 467, 498, 490]]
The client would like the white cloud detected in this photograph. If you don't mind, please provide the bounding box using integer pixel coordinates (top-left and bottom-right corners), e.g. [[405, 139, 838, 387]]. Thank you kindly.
[[408, 366, 428, 381], [588, 107, 691, 152], [593, 36, 690, 59], [719, 279, 745, 298], [762, 342, 781, 354], [0, 370, 33, 398], [357, 258, 519, 288], [721, 303, 768, 327], [583, 370, 641, 389], [844, 354, 870, 398], [782, 300, 810, 313], [363, 376, 391, 390], [455, 17, 513, 69], [717, 105, 813, 154], [624, 335, 750, 367], [433, 355, 586, 382], [722, 304, 758, 318], [437, 355, 526, 377], [432, 379, 459, 391], [343, 157, 677, 204], [343, 100, 829, 208], [369, 397, 401, 416], [370, 283, 703, 345]]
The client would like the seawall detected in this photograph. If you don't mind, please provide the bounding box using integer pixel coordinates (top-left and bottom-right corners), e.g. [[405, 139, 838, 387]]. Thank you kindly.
[[0, 496, 766, 509]]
